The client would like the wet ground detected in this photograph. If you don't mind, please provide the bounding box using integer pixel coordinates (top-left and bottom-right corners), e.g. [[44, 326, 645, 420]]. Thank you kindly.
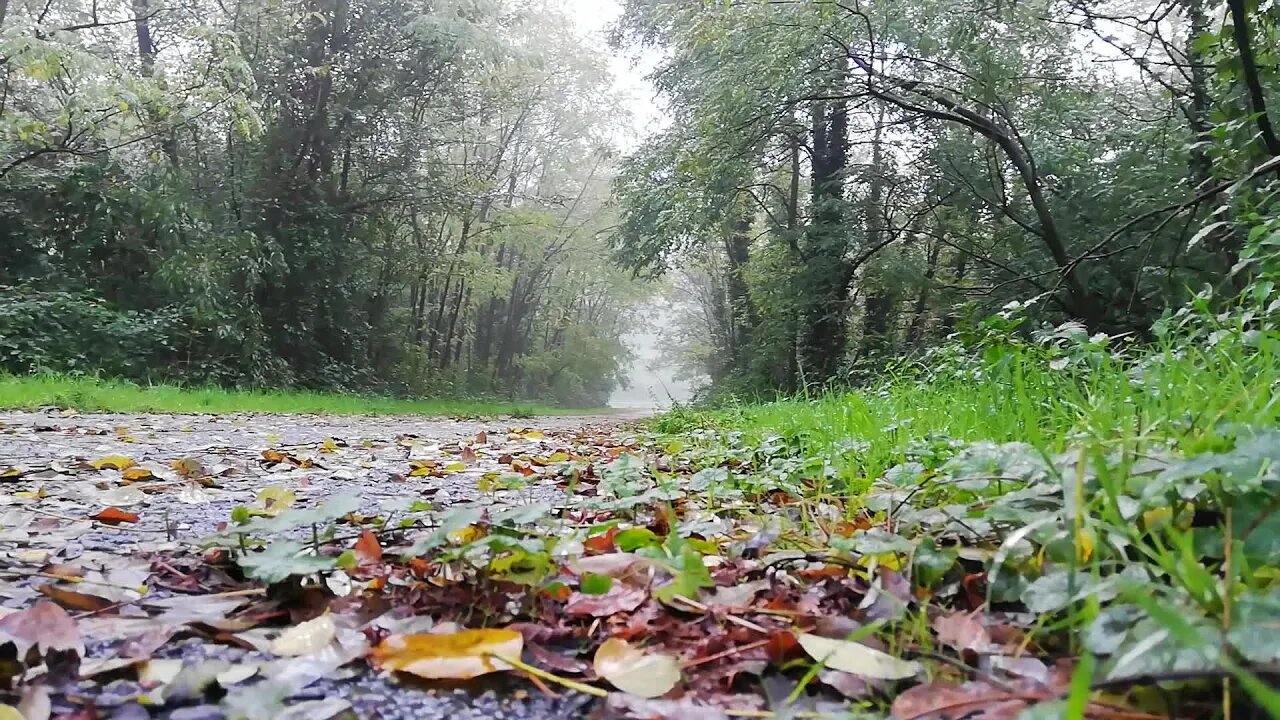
[[0, 409, 652, 720]]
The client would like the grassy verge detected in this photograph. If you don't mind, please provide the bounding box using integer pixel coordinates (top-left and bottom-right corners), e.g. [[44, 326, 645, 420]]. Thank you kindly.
[[0, 374, 588, 417], [650, 310, 1280, 715]]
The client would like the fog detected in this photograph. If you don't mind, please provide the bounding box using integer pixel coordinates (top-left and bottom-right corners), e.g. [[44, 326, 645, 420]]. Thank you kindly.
[[609, 302, 697, 410]]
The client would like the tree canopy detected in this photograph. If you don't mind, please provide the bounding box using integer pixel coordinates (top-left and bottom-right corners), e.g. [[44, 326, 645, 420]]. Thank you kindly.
[[1, 0, 638, 406], [612, 0, 1280, 393]]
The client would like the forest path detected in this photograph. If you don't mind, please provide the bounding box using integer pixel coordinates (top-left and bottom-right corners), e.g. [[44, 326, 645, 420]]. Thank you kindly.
[[0, 409, 655, 720]]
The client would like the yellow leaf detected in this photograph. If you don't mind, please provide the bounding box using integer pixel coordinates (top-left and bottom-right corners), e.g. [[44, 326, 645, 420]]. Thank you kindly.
[[442, 462, 466, 474], [267, 434, 282, 444], [477, 472, 500, 492], [409, 460, 437, 477], [255, 487, 296, 516], [592, 638, 681, 698], [0, 468, 23, 479], [0, 705, 24, 720], [1142, 506, 1173, 530], [857, 553, 904, 571], [520, 430, 545, 440], [90, 455, 135, 471], [1075, 527, 1095, 563], [13, 488, 47, 500], [370, 629, 522, 679], [447, 525, 484, 545], [546, 451, 571, 463], [171, 457, 204, 478], [121, 467, 154, 482], [794, 632, 921, 680], [320, 438, 338, 454], [271, 614, 336, 656]]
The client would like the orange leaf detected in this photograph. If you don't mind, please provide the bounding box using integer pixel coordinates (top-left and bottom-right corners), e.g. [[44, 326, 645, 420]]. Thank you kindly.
[[38, 584, 114, 612], [91, 507, 140, 525], [354, 530, 383, 566], [583, 526, 618, 555], [120, 467, 154, 483]]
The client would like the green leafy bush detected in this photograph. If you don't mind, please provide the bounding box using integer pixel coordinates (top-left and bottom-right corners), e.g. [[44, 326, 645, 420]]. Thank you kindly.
[[0, 286, 180, 379]]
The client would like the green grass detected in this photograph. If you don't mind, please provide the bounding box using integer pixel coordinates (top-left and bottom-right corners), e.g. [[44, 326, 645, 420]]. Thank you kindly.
[[658, 329, 1280, 491], [0, 373, 591, 417], [650, 317, 1280, 715]]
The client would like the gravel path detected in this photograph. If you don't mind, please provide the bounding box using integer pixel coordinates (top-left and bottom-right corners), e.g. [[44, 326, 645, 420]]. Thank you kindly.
[[0, 409, 652, 720]]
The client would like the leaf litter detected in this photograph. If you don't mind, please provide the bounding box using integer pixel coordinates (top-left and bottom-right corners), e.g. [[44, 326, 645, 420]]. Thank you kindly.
[[0, 409, 1267, 719]]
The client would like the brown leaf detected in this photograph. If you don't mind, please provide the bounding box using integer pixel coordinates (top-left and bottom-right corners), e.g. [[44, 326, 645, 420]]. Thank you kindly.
[[353, 531, 383, 566], [890, 681, 1030, 720], [564, 584, 648, 618], [525, 642, 588, 675], [583, 526, 618, 555], [37, 585, 114, 612], [0, 601, 84, 675], [90, 507, 140, 525], [932, 611, 992, 654]]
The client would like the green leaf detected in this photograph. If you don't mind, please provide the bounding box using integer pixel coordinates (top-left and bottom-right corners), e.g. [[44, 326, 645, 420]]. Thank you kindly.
[[237, 541, 338, 584], [614, 527, 660, 551], [579, 573, 613, 595], [653, 546, 715, 604]]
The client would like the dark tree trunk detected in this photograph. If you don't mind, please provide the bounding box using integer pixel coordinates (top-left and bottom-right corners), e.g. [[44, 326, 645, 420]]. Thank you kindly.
[[798, 58, 852, 384]]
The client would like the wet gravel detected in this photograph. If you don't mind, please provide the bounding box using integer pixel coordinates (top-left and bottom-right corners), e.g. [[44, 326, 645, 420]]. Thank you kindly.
[[0, 409, 647, 720]]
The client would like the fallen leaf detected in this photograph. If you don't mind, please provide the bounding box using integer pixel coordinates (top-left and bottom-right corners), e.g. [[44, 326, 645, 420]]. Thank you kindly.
[[90, 455, 136, 470], [889, 680, 1029, 720], [795, 632, 920, 680], [932, 611, 992, 654], [593, 637, 681, 698], [16, 685, 50, 720], [353, 531, 382, 566], [255, 487, 296, 516], [37, 584, 114, 612], [271, 615, 337, 656], [370, 628, 523, 679], [600, 694, 730, 720], [91, 507, 140, 525], [121, 467, 155, 483], [172, 457, 204, 478], [0, 601, 84, 679], [565, 584, 648, 617]]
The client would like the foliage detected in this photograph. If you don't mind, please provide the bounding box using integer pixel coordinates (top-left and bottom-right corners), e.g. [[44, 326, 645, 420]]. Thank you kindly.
[[0, 0, 640, 406], [613, 0, 1280, 397]]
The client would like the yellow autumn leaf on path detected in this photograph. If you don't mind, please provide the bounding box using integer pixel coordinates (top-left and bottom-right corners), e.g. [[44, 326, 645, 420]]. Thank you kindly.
[[91, 455, 135, 470], [255, 487, 296, 516], [121, 466, 155, 482], [370, 629, 522, 679], [592, 637, 681, 698], [172, 457, 204, 478]]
